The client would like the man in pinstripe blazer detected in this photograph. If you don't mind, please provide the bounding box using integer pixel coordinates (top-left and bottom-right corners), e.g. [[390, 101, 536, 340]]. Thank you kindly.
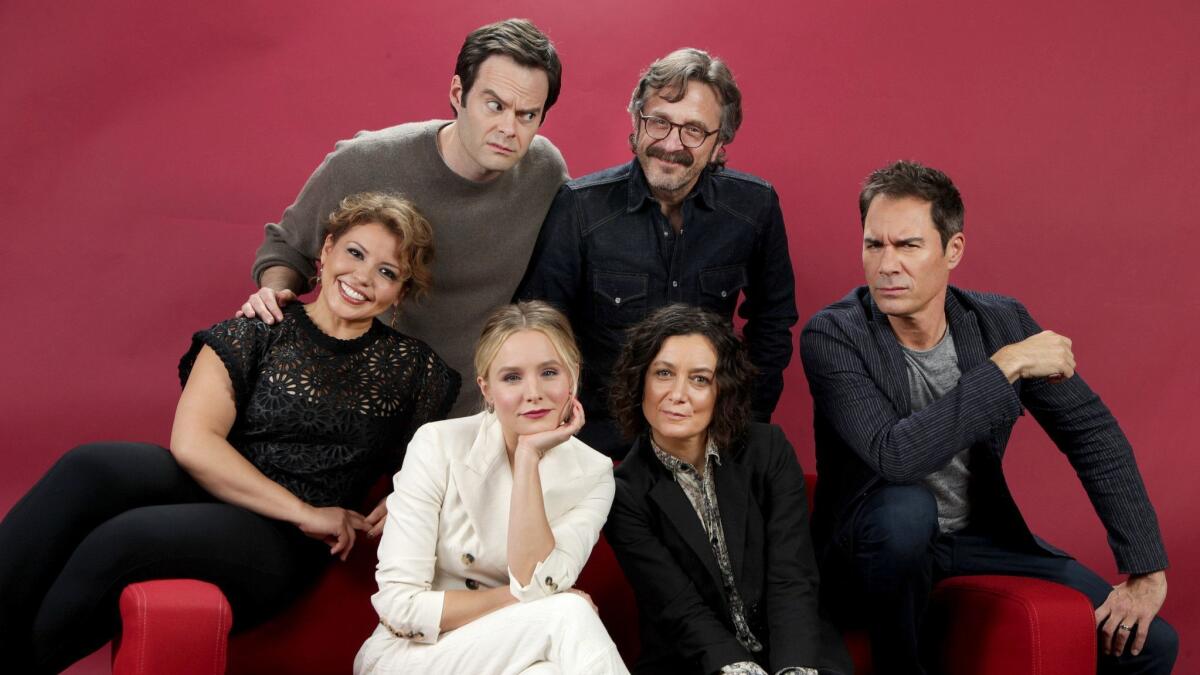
[[800, 161, 1176, 674]]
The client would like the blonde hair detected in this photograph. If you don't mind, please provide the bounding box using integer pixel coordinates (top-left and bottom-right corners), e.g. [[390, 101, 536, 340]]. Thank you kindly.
[[474, 301, 581, 396], [326, 192, 435, 301]]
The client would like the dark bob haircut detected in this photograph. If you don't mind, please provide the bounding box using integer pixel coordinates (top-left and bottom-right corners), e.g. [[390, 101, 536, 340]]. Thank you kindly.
[[609, 304, 755, 451]]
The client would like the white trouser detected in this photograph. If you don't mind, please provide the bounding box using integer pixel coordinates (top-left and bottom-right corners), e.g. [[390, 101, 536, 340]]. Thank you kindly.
[[354, 592, 629, 675]]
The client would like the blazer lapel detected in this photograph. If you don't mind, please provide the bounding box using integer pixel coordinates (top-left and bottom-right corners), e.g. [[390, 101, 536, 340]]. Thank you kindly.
[[946, 291, 987, 373], [538, 440, 590, 521], [449, 414, 511, 560], [867, 300, 913, 415], [714, 457, 750, 581], [648, 473, 724, 590]]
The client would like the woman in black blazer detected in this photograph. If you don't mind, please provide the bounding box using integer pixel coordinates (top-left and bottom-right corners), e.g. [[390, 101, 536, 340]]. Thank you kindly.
[[604, 305, 850, 675]]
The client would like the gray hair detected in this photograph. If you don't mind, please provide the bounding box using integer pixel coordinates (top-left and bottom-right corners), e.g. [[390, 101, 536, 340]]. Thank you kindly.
[[628, 48, 743, 166]]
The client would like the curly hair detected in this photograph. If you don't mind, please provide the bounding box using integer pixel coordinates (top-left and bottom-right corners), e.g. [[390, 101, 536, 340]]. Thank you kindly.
[[609, 305, 755, 450], [325, 192, 435, 302]]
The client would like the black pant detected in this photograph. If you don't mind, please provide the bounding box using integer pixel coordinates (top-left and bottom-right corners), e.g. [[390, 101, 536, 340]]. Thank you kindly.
[[0, 442, 330, 674], [821, 484, 1178, 675]]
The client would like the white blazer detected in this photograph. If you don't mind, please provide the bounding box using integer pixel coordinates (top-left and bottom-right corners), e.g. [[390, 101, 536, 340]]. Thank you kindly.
[[370, 411, 615, 645]]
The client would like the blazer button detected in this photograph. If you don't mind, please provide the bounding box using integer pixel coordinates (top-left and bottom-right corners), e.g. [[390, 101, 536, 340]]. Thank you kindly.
[[614, 297, 622, 304], [461, 552, 475, 566], [465, 578, 480, 590]]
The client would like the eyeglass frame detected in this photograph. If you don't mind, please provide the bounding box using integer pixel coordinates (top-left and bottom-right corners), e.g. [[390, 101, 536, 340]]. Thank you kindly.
[[637, 113, 720, 149]]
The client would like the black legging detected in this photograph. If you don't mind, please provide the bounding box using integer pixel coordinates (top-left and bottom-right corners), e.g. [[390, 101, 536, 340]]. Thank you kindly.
[[0, 442, 330, 674]]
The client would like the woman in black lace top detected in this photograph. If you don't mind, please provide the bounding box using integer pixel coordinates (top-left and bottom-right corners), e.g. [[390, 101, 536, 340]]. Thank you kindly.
[[0, 193, 459, 674]]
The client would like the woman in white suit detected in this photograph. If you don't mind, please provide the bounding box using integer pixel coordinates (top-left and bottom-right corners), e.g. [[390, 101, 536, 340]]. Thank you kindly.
[[355, 301, 629, 675]]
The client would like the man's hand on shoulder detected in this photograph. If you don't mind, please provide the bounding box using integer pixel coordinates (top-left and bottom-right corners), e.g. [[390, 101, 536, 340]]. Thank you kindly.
[[237, 265, 306, 324], [990, 330, 1076, 384], [1095, 570, 1167, 657], [237, 287, 297, 324]]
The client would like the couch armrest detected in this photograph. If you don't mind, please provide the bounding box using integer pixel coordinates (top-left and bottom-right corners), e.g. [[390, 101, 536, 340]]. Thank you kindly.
[[929, 575, 1096, 675], [113, 579, 232, 675]]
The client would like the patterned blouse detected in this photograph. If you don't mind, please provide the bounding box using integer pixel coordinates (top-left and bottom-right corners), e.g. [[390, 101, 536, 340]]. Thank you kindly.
[[650, 437, 818, 675]]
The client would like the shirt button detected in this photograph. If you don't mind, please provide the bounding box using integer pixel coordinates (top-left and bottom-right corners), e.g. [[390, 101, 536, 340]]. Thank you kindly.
[[465, 578, 480, 590], [720, 290, 728, 298], [672, 280, 678, 287], [614, 297, 621, 304], [461, 553, 475, 566]]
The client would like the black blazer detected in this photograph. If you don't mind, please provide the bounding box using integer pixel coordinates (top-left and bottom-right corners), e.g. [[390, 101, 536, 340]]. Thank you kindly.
[[800, 286, 1168, 574], [605, 423, 851, 675]]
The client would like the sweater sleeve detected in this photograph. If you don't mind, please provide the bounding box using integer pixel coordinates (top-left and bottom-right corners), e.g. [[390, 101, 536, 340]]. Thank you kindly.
[[251, 139, 358, 289]]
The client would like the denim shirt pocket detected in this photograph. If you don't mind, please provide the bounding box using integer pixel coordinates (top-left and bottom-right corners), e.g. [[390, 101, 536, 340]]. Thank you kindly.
[[699, 264, 748, 314], [592, 270, 649, 328]]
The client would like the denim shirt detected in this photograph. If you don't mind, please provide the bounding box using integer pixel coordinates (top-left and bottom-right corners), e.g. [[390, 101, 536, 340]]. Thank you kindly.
[[517, 159, 798, 455]]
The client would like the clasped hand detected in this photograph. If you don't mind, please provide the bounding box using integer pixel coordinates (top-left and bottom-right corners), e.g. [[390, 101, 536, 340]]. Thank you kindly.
[[296, 504, 369, 561]]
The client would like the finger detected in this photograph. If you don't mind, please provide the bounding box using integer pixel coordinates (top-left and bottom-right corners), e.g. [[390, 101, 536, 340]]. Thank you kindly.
[[1130, 621, 1149, 656], [249, 295, 273, 324], [240, 301, 257, 319], [1112, 618, 1135, 656], [365, 501, 388, 525], [342, 526, 356, 561], [368, 520, 385, 538], [347, 511, 369, 531], [1098, 616, 1117, 655], [260, 292, 285, 322]]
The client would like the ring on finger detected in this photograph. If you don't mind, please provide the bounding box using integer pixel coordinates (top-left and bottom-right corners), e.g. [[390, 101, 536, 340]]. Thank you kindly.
[[1117, 623, 1134, 632]]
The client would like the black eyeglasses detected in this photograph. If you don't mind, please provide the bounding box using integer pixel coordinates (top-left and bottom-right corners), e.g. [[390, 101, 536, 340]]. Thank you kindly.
[[639, 114, 719, 148]]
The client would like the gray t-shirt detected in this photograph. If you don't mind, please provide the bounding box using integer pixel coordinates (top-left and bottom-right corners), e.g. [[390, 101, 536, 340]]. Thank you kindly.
[[902, 330, 972, 533]]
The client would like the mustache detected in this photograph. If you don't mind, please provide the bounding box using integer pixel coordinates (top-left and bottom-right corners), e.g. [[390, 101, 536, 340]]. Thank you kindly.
[[645, 144, 694, 167]]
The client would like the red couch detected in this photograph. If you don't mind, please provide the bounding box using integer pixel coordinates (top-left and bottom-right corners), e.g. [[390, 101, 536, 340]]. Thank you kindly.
[[113, 475, 1097, 674]]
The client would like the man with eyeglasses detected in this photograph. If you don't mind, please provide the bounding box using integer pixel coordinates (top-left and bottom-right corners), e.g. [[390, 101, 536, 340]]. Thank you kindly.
[[518, 48, 798, 464]]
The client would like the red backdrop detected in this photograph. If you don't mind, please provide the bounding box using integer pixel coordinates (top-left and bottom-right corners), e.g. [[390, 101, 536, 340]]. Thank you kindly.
[[2, 1, 1195, 671]]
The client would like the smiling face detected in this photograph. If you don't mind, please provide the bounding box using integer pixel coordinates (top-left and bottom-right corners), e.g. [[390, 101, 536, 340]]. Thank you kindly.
[[632, 82, 725, 201], [446, 54, 549, 182], [478, 329, 574, 451], [315, 221, 407, 329], [863, 194, 964, 325], [641, 333, 718, 458]]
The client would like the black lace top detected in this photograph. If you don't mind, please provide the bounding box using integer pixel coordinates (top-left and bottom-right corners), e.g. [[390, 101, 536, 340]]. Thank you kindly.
[[178, 303, 460, 509]]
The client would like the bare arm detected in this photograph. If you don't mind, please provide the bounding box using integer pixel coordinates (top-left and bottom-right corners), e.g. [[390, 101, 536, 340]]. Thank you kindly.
[[170, 345, 366, 559], [507, 447, 556, 586], [506, 398, 585, 585], [439, 587, 518, 632], [237, 266, 306, 324]]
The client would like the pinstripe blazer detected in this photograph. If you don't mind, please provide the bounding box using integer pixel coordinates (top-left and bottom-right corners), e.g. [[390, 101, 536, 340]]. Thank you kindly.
[[799, 286, 1168, 574]]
